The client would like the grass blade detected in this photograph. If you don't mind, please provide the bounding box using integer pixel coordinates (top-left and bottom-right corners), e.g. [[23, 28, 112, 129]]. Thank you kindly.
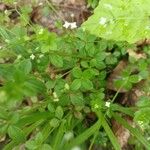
[[96, 111, 121, 150], [64, 119, 101, 149]]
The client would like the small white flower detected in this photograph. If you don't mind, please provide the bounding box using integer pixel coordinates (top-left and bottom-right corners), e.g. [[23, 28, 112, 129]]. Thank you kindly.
[[0, 46, 2, 49], [53, 92, 58, 99], [38, 2, 43, 6], [99, 17, 107, 25], [71, 146, 81, 150], [71, 13, 74, 18], [104, 3, 113, 9], [94, 104, 99, 109], [30, 54, 35, 60], [138, 121, 143, 125], [64, 131, 74, 141], [5, 39, 10, 43], [63, 21, 77, 29], [38, 28, 44, 34], [70, 22, 77, 29], [105, 102, 111, 107], [17, 54, 22, 59], [64, 83, 70, 90], [147, 137, 150, 141], [63, 21, 70, 29], [4, 10, 8, 15], [39, 54, 44, 58], [137, 121, 144, 128], [13, 2, 17, 5], [53, 98, 59, 102]]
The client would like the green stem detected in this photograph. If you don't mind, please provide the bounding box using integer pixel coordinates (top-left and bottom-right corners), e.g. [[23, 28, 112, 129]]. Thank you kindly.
[[96, 111, 121, 150], [88, 132, 98, 150]]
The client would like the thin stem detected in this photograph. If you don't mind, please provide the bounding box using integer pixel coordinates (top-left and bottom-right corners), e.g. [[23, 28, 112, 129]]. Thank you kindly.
[[89, 132, 98, 150], [111, 80, 127, 103]]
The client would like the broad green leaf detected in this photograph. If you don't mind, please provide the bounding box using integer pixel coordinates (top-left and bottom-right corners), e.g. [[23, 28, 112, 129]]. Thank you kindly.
[[16, 112, 52, 127], [23, 77, 46, 96], [35, 132, 43, 145], [16, 59, 32, 75], [81, 61, 89, 68], [50, 55, 63, 68], [85, 43, 96, 57], [8, 126, 26, 143], [134, 108, 150, 124], [70, 92, 84, 106], [71, 79, 81, 91], [136, 96, 150, 107], [82, 0, 150, 43], [25, 140, 38, 150], [82, 69, 94, 79], [50, 118, 60, 128], [55, 106, 64, 119], [129, 75, 139, 83], [72, 67, 82, 78], [0, 64, 15, 80], [0, 106, 9, 119], [48, 103, 55, 113], [82, 79, 93, 90]]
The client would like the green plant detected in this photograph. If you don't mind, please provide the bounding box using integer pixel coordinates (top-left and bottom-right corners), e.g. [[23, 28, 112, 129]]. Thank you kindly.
[[0, 1, 150, 150], [83, 0, 150, 43]]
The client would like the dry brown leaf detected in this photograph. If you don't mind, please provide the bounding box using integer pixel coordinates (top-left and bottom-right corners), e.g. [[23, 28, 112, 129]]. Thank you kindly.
[[0, 3, 7, 11], [136, 39, 150, 46], [112, 117, 133, 149], [127, 49, 146, 60]]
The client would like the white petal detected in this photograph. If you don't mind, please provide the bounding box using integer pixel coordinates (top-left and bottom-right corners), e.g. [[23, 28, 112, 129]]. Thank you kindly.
[[17, 54, 22, 59], [53, 98, 59, 102], [63, 21, 70, 29], [99, 17, 107, 25], [64, 83, 70, 90], [53, 92, 58, 98], [38, 2, 43, 6], [71, 13, 74, 17], [30, 54, 35, 60], [38, 29, 44, 34], [70, 22, 77, 29], [105, 102, 111, 107], [39, 54, 44, 58], [64, 132, 74, 141]]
